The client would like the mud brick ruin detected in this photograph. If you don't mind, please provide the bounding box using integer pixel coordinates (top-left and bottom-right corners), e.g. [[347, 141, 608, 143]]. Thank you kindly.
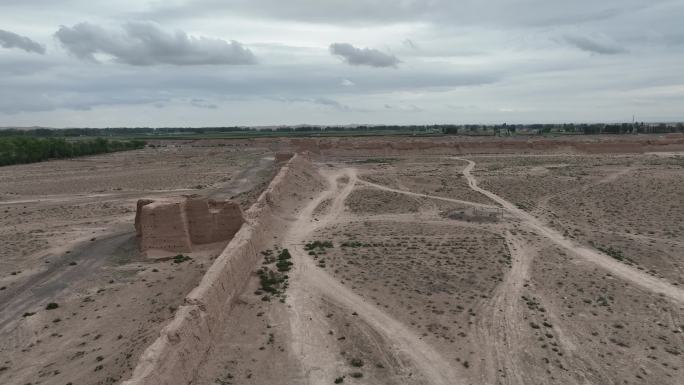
[[134, 195, 245, 253]]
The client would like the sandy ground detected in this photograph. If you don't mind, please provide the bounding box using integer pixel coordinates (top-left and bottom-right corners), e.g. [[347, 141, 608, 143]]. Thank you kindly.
[[1, 141, 682, 385], [197, 151, 682, 385], [0, 146, 273, 385]]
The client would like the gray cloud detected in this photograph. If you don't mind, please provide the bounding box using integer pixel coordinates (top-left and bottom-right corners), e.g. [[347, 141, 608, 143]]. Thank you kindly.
[[190, 98, 218, 109], [2, 0, 683, 125], [54, 22, 256, 65], [313, 97, 351, 110], [144, 0, 657, 28], [0, 29, 45, 54], [564, 35, 627, 55], [330, 43, 400, 68], [0, 58, 497, 114]]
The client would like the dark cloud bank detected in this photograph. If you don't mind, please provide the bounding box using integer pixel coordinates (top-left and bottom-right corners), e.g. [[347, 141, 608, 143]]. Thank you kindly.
[[54, 22, 256, 65], [329, 43, 400, 68], [0, 29, 45, 54]]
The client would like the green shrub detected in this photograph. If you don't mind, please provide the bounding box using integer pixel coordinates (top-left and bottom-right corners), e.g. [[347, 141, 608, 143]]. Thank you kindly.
[[305, 240, 333, 251], [172, 254, 192, 264]]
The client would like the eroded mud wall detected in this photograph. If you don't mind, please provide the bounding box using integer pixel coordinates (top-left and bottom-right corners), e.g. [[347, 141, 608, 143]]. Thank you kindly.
[[136, 196, 245, 254], [136, 200, 193, 253], [122, 154, 324, 385], [186, 198, 244, 245]]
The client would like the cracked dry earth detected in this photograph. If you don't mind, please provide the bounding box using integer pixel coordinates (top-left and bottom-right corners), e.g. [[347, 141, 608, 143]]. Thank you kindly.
[[197, 153, 683, 385]]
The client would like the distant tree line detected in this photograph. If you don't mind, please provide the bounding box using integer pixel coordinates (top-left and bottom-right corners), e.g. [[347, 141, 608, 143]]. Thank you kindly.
[[0, 125, 437, 137], [1, 122, 683, 138], [0, 137, 146, 166], [442, 122, 684, 136]]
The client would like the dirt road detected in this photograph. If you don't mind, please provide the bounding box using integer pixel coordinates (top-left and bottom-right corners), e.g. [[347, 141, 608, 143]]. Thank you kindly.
[[0, 230, 135, 332], [358, 178, 497, 209], [472, 232, 533, 385], [454, 157, 684, 304], [285, 167, 465, 385], [209, 156, 274, 200]]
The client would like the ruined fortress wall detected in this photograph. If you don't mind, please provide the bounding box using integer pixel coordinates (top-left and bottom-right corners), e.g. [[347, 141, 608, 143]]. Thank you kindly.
[[185, 198, 244, 245], [136, 200, 193, 253], [136, 196, 245, 254], [122, 153, 324, 385]]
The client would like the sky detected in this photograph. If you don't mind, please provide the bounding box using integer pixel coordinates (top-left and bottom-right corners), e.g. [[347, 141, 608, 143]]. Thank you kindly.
[[1, 0, 683, 127]]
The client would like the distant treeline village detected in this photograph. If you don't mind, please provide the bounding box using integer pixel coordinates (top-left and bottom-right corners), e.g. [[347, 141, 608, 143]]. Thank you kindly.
[[1, 122, 683, 137]]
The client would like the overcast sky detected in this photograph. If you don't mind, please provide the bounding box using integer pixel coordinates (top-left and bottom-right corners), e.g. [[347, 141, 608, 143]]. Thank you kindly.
[[1, 0, 683, 127]]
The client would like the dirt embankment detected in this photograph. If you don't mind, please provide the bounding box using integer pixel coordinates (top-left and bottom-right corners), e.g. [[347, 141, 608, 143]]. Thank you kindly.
[[122, 154, 324, 385], [288, 135, 684, 156]]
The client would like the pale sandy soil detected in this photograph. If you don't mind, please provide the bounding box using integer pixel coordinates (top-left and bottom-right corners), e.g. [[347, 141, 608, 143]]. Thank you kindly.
[[0, 146, 273, 385], [472, 153, 684, 284], [202, 152, 682, 385], [2, 140, 683, 385]]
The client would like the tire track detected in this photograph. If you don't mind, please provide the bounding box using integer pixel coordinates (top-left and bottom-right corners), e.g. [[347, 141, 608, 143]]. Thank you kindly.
[[286, 167, 464, 385], [454, 157, 684, 305]]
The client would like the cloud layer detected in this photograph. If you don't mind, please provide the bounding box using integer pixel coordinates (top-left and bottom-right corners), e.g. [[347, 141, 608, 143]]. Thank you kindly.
[[0, 0, 683, 126], [329, 43, 399, 67], [564, 35, 626, 55], [0, 29, 45, 54], [54, 22, 256, 65]]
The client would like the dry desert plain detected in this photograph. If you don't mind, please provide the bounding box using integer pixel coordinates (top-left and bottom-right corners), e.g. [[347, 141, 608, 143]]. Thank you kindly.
[[0, 135, 683, 385]]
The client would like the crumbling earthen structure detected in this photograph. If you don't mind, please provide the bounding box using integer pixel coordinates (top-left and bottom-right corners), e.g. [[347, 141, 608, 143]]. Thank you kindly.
[[123, 153, 324, 385], [275, 152, 294, 163], [135, 196, 244, 254]]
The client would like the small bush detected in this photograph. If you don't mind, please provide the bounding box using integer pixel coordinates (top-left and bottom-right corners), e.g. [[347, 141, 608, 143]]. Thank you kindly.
[[278, 249, 292, 260], [305, 240, 334, 251], [172, 254, 192, 264], [350, 358, 364, 367], [46, 302, 59, 310], [340, 241, 363, 248], [276, 259, 293, 272]]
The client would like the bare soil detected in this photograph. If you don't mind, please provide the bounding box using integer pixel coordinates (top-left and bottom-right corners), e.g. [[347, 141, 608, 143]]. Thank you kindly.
[[0, 146, 273, 385], [2, 138, 682, 385]]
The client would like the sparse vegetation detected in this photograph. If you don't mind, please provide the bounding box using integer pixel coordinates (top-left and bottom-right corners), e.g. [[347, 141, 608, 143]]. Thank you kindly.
[[275, 249, 293, 272], [257, 248, 294, 301], [350, 358, 364, 367], [305, 240, 334, 251], [354, 158, 398, 164], [172, 254, 192, 264]]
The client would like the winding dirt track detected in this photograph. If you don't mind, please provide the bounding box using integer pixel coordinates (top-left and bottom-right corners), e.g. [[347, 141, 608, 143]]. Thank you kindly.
[[359, 157, 683, 304], [357, 178, 497, 209], [280, 157, 683, 385], [454, 157, 684, 305], [474, 232, 533, 385], [286, 168, 464, 385]]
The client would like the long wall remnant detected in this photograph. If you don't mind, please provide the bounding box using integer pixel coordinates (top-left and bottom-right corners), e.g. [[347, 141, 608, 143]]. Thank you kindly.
[[122, 153, 324, 385], [135, 196, 244, 254]]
